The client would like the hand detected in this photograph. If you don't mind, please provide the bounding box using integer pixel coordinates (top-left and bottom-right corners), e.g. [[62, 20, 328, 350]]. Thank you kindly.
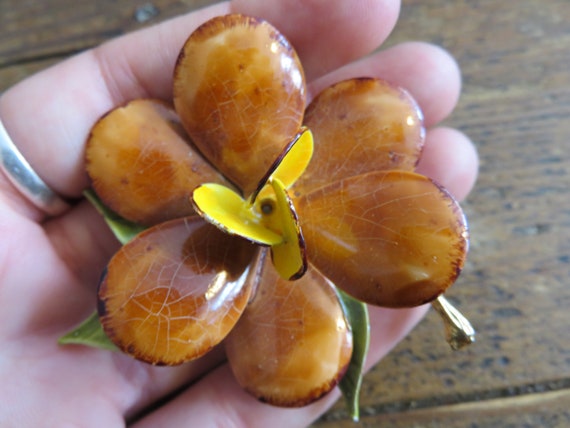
[[0, 0, 478, 426]]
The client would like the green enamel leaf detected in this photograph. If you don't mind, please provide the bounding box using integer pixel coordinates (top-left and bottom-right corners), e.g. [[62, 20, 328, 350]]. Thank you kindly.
[[337, 289, 370, 422], [58, 310, 118, 351], [84, 189, 146, 245]]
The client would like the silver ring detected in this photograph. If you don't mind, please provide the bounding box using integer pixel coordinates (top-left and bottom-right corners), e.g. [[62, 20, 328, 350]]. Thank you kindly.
[[0, 118, 70, 216]]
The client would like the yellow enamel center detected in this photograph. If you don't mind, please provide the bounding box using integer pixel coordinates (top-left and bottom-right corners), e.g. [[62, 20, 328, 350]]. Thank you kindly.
[[191, 128, 313, 280]]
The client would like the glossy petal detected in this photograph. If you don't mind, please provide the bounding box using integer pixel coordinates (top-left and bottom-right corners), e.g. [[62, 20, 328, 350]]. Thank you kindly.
[[173, 14, 306, 195], [86, 99, 229, 226], [293, 78, 425, 196], [225, 261, 353, 407], [296, 170, 468, 308], [98, 216, 258, 365], [192, 183, 282, 246]]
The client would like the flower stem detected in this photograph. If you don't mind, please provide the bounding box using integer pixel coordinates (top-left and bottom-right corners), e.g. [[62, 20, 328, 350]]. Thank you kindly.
[[431, 295, 475, 350]]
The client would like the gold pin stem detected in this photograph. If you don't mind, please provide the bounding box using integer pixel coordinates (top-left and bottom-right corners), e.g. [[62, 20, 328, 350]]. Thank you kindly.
[[431, 295, 476, 350]]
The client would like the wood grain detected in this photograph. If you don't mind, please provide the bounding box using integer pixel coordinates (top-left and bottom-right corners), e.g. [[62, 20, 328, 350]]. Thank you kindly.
[[1, 0, 569, 427]]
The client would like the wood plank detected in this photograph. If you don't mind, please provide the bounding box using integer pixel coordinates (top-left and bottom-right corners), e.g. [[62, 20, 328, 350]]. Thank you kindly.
[[0, 0, 218, 67], [316, 389, 570, 427]]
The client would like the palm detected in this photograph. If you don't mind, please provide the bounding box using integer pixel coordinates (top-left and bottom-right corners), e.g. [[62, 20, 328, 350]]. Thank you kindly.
[[2, 207, 121, 423], [0, 1, 478, 426], [1, 204, 230, 423]]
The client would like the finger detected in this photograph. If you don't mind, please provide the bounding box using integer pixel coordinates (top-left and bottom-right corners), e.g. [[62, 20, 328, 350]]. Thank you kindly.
[[132, 307, 425, 428], [417, 127, 479, 201], [232, 0, 401, 81], [0, 201, 117, 337], [365, 306, 429, 369], [0, 1, 231, 203], [131, 364, 337, 428], [0, 0, 399, 208], [120, 347, 227, 421], [305, 40, 477, 201], [44, 200, 121, 289], [2, 332, 227, 426], [309, 41, 462, 127]]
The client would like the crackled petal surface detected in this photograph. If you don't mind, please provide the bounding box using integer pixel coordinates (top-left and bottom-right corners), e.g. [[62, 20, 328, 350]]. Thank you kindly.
[[86, 99, 229, 226], [98, 217, 258, 365], [296, 170, 468, 308], [173, 14, 306, 195], [225, 261, 353, 407], [293, 78, 424, 196]]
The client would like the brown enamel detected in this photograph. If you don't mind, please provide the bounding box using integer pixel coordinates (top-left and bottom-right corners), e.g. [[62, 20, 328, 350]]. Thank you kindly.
[[173, 14, 306, 196], [98, 217, 257, 365], [86, 99, 229, 226], [293, 78, 425, 196], [296, 170, 469, 308], [225, 262, 353, 406]]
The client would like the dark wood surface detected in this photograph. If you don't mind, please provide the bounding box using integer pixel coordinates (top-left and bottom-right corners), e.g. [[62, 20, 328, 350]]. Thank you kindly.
[[1, 1, 569, 426]]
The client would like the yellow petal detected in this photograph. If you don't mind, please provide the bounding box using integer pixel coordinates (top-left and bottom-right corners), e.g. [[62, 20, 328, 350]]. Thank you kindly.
[[192, 183, 282, 245], [270, 127, 314, 189], [250, 127, 313, 203], [259, 177, 306, 280]]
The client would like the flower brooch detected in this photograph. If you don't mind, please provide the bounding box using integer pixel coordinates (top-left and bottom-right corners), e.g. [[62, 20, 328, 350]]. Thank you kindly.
[[62, 14, 474, 416]]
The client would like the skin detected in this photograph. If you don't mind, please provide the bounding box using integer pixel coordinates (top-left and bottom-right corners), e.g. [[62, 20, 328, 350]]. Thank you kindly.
[[0, 0, 478, 426]]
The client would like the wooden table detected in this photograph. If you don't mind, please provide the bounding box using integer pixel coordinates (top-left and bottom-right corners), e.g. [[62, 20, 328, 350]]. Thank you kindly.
[[1, 1, 569, 426]]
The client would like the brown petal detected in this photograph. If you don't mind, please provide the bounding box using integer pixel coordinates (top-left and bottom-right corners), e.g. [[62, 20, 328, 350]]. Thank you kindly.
[[225, 261, 353, 407], [98, 216, 258, 365], [86, 99, 230, 226], [173, 14, 306, 195], [296, 170, 468, 308], [293, 78, 425, 196]]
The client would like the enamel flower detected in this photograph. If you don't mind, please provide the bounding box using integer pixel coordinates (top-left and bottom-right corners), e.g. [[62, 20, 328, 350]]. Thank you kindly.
[[74, 14, 472, 410]]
